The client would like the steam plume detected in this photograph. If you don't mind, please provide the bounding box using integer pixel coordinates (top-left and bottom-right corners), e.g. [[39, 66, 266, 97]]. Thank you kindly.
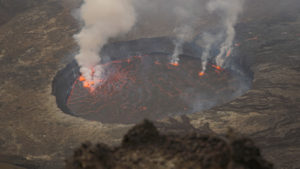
[[74, 0, 136, 85], [199, 32, 222, 73], [171, 26, 194, 65], [200, 0, 244, 72], [207, 0, 244, 67], [169, 0, 196, 65]]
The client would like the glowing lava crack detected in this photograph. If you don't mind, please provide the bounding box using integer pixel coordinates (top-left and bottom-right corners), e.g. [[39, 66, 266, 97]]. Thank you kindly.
[[66, 54, 246, 124]]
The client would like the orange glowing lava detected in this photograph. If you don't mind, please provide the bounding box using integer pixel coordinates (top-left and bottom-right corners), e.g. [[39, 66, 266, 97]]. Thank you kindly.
[[78, 68, 99, 91], [81, 79, 98, 92], [67, 54, 245, 124], [226, 49, 232, 57], [79, 76, 86, 81], [83, 81, 90, 88], [212, 64, 222, 70], [170, 62, 179, 66], [198, 72, 205, 77]]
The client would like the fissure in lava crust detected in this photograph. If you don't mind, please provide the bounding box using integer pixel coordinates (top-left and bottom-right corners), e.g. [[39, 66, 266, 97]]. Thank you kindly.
[[53, 37, 251, 124]]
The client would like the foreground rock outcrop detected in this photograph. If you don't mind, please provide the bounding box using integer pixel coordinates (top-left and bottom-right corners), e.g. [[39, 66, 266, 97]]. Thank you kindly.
[[66, 120, 273, 169]]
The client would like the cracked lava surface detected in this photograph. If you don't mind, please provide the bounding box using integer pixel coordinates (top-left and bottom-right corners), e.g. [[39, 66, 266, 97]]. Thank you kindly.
[[67, 54, 248, 124]]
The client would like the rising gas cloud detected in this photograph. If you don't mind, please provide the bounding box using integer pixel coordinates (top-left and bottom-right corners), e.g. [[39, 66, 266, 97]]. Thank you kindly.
[[171, 26, 194, 65], [154, 0, 244, 72], [74, 0, 244, 87], [200, 0, 244, 73], [169, 0, 196, 65], [74, 0, 136, 86]]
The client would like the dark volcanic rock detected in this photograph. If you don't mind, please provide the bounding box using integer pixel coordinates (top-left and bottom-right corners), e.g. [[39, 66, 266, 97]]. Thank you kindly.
[[66, 121, 273, 169], [0, 0, 299, 169]]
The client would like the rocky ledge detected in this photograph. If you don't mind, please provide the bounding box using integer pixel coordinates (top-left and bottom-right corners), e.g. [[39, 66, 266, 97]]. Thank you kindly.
[[66, 120, 273, 169]]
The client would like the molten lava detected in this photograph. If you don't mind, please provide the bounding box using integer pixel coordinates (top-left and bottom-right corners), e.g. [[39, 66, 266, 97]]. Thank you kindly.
[[80, 77, 96, 90], [170, 62, 179, 66], [211, 64, 223, 71], [226, 49, 232, 57], [79, 76, 86, 82], [78, 67, 104, 92], [67, 54, 243, 124], [83, 81, 89, 88], [198, 72, 205, 77]]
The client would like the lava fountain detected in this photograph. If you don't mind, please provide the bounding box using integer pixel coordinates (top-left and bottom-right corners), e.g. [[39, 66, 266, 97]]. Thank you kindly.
[[52, 37, 251, 124]]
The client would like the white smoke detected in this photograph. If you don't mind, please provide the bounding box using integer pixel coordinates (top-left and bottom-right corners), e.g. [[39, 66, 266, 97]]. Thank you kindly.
[[73, 0, 243, 82], [165, 0, 244, 69], [171, 26, 194, 65], [206, 0, 244, 67], [74, 0, 136, 85], [168, 0, 197, 65], [199, 32, 222, 73]]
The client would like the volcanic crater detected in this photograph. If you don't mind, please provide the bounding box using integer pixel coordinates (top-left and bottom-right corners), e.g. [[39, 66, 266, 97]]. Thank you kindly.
[[53, 37, 251, 124]]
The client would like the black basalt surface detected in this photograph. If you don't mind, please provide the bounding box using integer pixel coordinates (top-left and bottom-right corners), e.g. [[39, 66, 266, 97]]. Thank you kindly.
[[52, 37, 252, 124]]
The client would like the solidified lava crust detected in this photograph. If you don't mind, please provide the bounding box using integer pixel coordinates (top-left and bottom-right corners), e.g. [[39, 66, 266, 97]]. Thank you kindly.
[[67, 54, 248, 124], [53, 37, 251, 124]]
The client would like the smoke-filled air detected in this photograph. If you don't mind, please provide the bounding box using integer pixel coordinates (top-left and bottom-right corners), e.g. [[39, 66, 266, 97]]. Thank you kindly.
[[200, 0, 244, 73], [74, 0, 136, 88], [74, 0, 244, 88]]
